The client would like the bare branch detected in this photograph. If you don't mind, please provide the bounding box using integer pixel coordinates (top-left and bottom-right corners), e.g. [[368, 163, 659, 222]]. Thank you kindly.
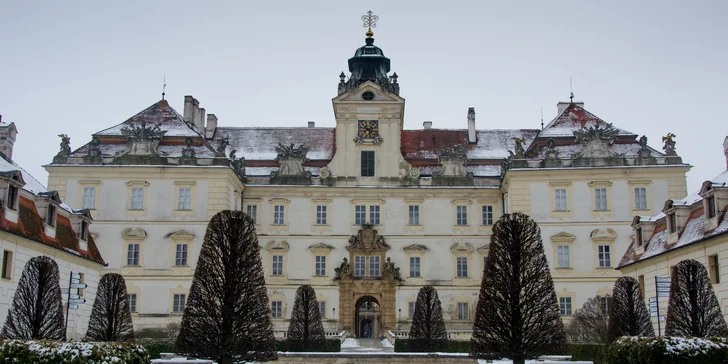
[[286, 285, 326, 351], [409, 285, 448, 351], [607, 277, 654, 342], [85, 273, 135, 341]]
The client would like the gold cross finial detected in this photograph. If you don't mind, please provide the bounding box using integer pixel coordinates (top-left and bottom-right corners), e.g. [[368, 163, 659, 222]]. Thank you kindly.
[[361, 10, 378, 38]]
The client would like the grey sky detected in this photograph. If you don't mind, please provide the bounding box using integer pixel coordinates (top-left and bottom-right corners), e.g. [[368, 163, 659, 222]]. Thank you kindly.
[[1, 1, 726, 195]]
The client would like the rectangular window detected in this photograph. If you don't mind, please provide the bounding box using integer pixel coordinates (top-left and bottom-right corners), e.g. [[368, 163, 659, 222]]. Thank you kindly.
[[559, 297, 572, 316], [128, 294, 137, 313], [669, 213, 677, 234], [361, 151, 375, 177], [318, 301, 326, 319], [127, 244, 140, 266], [595, 188, 608, 211], [355, 256, 366, 277], [707, 196, 717, 219], [554, 189, 567, 211], [316, 205, 327, 225], [456, 257, 468, 278], [271, 301, 282, 318], [177, 188, 191, 210], [369, 256, 380, 276], [46, 204, 56, 227], [315, 255, 326, 276], [638, 275, 645, 297], [369, 205, 380, 225], [1, 250, 12, 279], [599, 296, 611, 315], [481, 205, 493, 225], [355, 205, 366, 225], [408, 302, 415, 320], [636, 227, 643, 246], [635, 187, 647, 210], [709, 254, 721, 284], [130, 187, 144, 210], [598, 245, 611, 268], [173, 294, 186, 313], [456, 206, 468, 226], [82, 187, 96, 209], [80, 220, 89, 241], [6, 184, 17, 210], [175, 244, 188, 266], [409, 256, 421, 278], [272, 255, 283, 276], [408, 205, 420, 225], [557, 245, 570, 268], [273, 205, 285, 225], [246, 205, 258, 224], [457, 302, 469, 320]]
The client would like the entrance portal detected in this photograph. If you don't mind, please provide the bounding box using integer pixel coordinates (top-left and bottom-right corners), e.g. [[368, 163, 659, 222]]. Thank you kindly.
[[355, 296, 380, 338]]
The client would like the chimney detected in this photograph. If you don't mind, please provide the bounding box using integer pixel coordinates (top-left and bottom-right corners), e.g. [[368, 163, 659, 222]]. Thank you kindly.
[[206, 114, 218, 139], [308, 121, 315, 128], [723, 136, 728, 169], [423, 121, 432, 130], [196, 107, 206, 133], [0, 117, 17, 161], [183, 96, 195, 125], [467, 107, 477, 143], [556, 101, 585, 115]]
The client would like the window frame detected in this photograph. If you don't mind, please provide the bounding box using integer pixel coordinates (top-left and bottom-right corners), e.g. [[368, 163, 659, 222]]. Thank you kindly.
[[559, 297, 572, 316], [273, 205, 285, 225], [557, 245, 570, 268], [456, 205, 468, 226], [6, 183, 18, 210], [369, 255, 380, 277], [456, 256, 468, 278], [46, 204, 56, 227], [315, 205, 327, 225], [360, 150, 375, 177], [457, 302, 469, 320], [82, 186, 96, 210], [481, 205, 493, 226], [271, 301, 283, 318], [127, 243, 140, 266], [177, 187, 192, 211], [634, 187, 648, 210], [1, 250, 12, 280], [597, 245, 611, 268], [246, 204, 258, 224], [175, 243, 188, 267], [130, 187, 144, 210], [595, 188, 608, 211], [409, 256, 421, 278], [315, 255, 326, 276], [554, 188, 568, 211], [128, 293, 137, 313], [271, 255, 284, 276], [408, 205, 420, 226], [173, 294, 186, 313]]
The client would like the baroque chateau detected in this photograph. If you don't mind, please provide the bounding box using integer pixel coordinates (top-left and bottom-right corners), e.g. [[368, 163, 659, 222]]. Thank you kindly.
[[23, 19, 708, 339]]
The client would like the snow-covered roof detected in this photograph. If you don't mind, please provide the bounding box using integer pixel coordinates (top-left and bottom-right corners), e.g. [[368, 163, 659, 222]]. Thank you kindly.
[[215, 127, 336, 161], [0, 155, 47, 195], [94, 100, 202, 138], [539, 102, 635, 138], [400, 129, 540, 160]]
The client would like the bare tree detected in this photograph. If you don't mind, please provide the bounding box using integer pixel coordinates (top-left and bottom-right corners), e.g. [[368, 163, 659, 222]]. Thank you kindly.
[[85, 273, 135, 342], [1, 256, 66, 340], [470, 213, 566, 364], [566, 296, 610, 345], [286, 285, 326, 351], [665, 259, 728, 337], [607, 276, 654, 342], [408, 285, 448, 352], [175, 210, 276, 363]]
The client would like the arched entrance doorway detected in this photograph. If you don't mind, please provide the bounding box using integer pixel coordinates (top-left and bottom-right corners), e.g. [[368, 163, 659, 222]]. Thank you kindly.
[[355, 296, 380, 338]]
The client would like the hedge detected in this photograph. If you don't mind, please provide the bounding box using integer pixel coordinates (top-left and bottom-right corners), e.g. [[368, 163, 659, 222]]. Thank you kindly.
[[394, 339, 469, 353], [0, 340, 150, 363], [276, 339, 342, 352], [568, 344, 607, 364], [607, 336, 728, 364], [138, 340, 174, 359]]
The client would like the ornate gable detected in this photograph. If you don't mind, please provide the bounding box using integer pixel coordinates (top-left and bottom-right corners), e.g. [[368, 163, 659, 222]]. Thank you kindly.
[[347, 224, 389, 253]]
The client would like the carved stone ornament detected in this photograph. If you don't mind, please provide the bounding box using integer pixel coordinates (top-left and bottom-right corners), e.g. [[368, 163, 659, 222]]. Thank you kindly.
[[434, 144, 469, 178], [119, 121, 167, 156], [334, 257, 352, 280], [662, 133, 677, 156], [544, 138, 559, 160], [319, 166, 332, 179], [179, 137, 197, 165], [511, 137, 526, 158], [354, 120, 384, 145], [272, 143, 311, 177], [398, 155, 420, 179], [382, 257, 403, 282], [83, 137, 103, 164], [57, 134, 71, 155], [572, 122, 620, 159], [638, 135, 652, 158], [348, 224, 389, 253], [215, 136, 230, 157]]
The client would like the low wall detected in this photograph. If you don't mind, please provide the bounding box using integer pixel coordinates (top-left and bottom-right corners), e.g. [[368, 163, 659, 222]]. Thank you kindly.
[[276, 352, 477, 363]]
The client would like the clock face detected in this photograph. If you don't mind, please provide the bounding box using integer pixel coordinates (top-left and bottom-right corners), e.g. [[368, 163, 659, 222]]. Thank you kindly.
[[358, 120, 379, 139]]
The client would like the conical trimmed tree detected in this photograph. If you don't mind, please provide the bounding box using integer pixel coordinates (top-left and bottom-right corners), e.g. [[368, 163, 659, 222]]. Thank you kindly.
[[408, 285, 447, 352], [665, 259, 728, 337], [85, 273, 135, 341], [1, 256, 66, 340], [470, 213, 566, 364], [566, 295, 610, 345], [175, 210, 276, 363], [607, 276, 654, 342], [286, 285, 326, 352]]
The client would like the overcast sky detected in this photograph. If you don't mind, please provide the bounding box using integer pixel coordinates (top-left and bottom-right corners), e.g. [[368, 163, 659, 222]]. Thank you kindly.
[[1, 1, 726, 194]]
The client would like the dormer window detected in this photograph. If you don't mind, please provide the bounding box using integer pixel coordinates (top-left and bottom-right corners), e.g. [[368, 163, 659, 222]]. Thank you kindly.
[[6, 184, 18, 210], [707, 196, 717, 219], [46, 204, 56, 227], [80, 220, 88, 241], [668, 213, 677, 234], [636, 227, 643, 246]]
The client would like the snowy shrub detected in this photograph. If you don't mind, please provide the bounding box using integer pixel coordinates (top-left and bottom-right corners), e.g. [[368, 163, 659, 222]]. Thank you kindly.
[[0, 340, 150, 363], [607, 336, 728, 363]]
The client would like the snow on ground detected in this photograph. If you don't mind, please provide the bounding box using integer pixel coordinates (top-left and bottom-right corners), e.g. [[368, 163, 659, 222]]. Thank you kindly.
[[341, 338, 361, 348], [380, 338, 393, 348]]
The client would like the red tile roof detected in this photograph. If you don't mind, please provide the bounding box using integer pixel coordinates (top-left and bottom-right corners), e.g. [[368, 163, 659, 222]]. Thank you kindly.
[[0, 196, 105, 265]]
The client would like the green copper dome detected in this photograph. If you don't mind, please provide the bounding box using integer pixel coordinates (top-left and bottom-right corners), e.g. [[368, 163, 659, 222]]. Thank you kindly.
[[348, 37, 391, 84]]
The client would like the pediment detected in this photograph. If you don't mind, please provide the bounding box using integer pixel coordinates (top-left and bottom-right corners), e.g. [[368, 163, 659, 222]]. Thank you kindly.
[[309, 243, 334, 252], [590, 228, 617, 241], [333, 81, 404, 103], [477, 244, 490, 254], [266, 240, 290, 251], [166, 230, 195, 240], [121, 228, 147, 240], [550, 232, 576, 243], [699, 180, 713, 195], [403, 244, 428, 252], [450, 242, 474, 253]]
